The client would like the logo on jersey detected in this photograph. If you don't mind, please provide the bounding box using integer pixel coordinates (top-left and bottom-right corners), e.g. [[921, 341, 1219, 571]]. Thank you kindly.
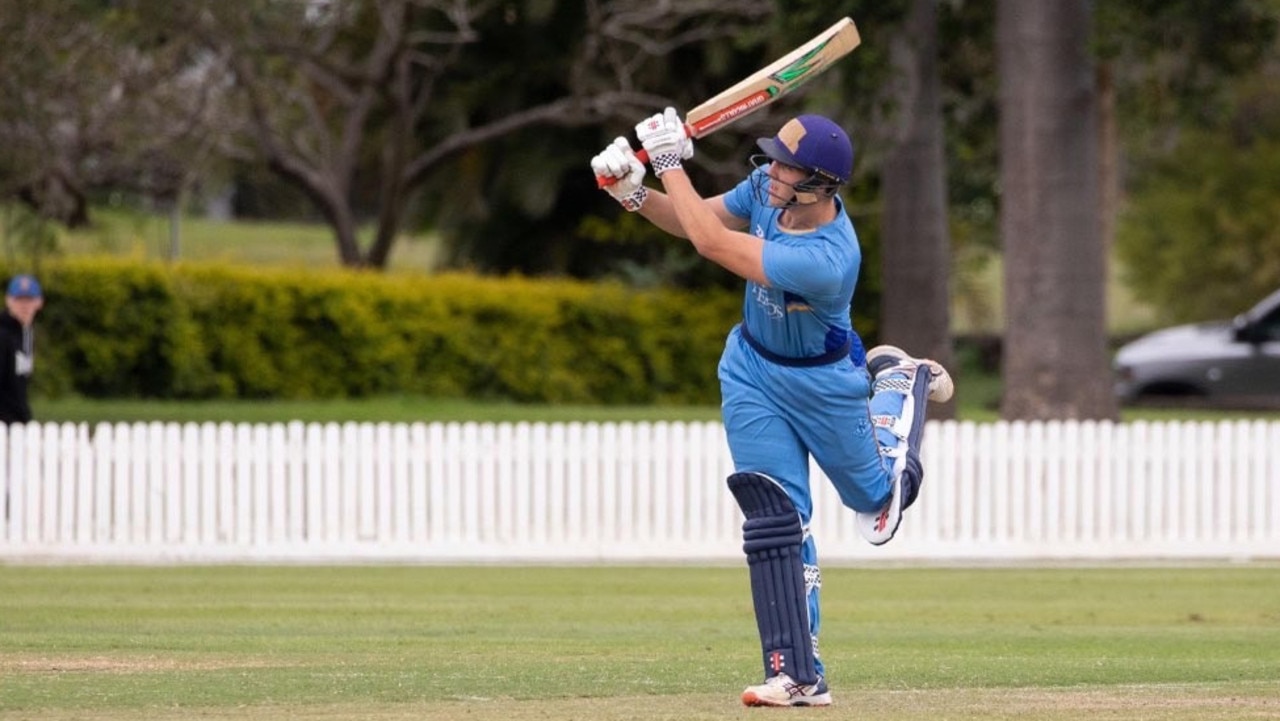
[[752, 285, 784, 319], [783, 291, 812, 314]]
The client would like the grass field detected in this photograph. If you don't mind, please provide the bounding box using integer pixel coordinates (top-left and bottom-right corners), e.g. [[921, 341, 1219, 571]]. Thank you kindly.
[[56, 209, 443, 274], [27, 396, 728, 425], [1, 565, 1278, 720]]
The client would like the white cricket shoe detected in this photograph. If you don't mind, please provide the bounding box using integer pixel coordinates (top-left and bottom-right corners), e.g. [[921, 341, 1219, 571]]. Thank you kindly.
[[856, 469, 903, 546], [865, 344, 954, 403], [741, 673, 833, 707]]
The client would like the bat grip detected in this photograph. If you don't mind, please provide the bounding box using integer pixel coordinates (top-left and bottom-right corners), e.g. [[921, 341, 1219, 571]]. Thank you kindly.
[[595, 148, 651, 188]]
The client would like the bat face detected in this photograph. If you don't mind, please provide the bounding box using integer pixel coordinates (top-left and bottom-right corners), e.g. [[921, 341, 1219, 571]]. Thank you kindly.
[[684, 18, 861, 138], [685, 88, 781, 138], [595, 17, 860, 188]]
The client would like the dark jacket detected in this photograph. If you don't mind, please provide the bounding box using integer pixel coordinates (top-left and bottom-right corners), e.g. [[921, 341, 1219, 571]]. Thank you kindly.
[[0, 310, 34, 424]]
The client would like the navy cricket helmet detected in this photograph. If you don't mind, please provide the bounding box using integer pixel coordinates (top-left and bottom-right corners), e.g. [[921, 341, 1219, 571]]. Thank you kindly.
[[756, 115, 854, 186]]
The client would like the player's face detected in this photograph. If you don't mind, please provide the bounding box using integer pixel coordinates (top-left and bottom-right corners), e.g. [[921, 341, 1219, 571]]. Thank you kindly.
[[763, 160, 808, 207]]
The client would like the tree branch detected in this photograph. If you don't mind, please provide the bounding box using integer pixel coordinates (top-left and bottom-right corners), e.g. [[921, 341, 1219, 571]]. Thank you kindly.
[[403, 90, 667, 187]]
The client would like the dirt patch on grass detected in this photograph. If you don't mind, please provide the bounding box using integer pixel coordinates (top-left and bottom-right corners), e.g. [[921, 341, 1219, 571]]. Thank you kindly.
[[0, 654, 291, 675], [883, 684, 1280, 720]]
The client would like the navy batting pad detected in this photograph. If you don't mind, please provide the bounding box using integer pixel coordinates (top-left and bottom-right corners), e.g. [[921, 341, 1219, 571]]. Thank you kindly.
[[728, 472, 819, 685]]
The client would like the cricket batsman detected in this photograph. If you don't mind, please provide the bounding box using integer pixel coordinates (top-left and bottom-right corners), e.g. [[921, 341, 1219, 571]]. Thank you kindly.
[[591, 109, 953, 706]]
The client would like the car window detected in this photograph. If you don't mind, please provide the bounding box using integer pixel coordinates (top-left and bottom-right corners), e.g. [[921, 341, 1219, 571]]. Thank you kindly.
[[1258, 307, 1280, 342]]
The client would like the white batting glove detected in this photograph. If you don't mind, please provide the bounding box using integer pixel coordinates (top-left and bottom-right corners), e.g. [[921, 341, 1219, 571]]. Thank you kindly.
[[635, 107, 694, 177], [591, 137, 649, 211]]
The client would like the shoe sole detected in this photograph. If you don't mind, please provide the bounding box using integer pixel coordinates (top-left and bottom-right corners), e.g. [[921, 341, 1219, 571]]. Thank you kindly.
[[741, 691, 833, 707], [856, 471, 903, 546]]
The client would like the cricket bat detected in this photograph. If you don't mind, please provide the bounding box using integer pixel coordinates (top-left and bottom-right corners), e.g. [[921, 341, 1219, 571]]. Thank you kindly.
[[598, 17, 861, 187]]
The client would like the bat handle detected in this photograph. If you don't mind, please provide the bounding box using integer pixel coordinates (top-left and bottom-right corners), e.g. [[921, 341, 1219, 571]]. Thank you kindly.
[[595, 148, 651, 188]]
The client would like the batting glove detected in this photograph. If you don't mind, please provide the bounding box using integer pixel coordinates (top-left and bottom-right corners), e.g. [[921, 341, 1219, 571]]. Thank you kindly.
[[636, 107, 694, 177], [591, 137, 649, 211]]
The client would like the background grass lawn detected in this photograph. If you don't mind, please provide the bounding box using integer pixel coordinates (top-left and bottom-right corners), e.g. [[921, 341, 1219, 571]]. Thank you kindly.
[[1, 564, 1277, 720], [57, 209, 443, 274]]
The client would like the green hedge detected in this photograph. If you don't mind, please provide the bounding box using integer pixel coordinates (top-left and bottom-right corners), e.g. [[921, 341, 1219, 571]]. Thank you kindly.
[[13, 258, 746, 404]]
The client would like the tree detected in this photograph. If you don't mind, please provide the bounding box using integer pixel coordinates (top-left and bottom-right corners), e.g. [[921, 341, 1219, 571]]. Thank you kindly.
[[159, 0, 773, 269], [997, 0, 1116, 420], [1095, 0, 1278, 252], [879, 0, 955, 418], [0, 1, 232, 230], [1116, 66, 1280, 322]]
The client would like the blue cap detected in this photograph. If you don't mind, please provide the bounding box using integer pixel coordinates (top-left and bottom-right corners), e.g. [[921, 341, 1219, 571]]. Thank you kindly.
[[756, 115, 854, 185], [6, 274, 42, 298]]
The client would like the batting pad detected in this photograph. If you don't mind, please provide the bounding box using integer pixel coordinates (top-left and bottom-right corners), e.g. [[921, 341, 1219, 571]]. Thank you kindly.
[[728, 472, 819, 685], [871, 366, 931, 510]]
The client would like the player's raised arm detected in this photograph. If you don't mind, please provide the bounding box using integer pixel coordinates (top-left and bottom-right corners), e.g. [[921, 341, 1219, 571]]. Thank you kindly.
[[590, 136, 744, 239], [635, 109, 765, 284]]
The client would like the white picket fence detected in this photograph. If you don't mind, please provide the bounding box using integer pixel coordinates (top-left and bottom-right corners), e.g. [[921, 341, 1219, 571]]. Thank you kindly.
[[2, 419, 1278, 563]]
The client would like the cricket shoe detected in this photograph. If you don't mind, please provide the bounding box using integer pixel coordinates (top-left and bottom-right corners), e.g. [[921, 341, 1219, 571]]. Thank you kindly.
[[741, 673, 833, 707], [865, 344, 954, 403], [856, 468, 903, 546]]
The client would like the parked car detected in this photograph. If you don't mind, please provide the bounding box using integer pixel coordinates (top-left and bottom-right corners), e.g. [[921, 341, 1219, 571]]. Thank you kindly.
[[1113, 288, 1280, 407]]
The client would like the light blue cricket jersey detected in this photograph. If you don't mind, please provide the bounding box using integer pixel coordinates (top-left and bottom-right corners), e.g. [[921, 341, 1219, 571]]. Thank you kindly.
[[722, 169, 862, 362]]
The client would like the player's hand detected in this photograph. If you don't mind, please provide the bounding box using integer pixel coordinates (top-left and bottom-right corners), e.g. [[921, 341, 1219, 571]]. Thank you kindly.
[[590, 137, 648, 211], [635, 107, 693, 176]]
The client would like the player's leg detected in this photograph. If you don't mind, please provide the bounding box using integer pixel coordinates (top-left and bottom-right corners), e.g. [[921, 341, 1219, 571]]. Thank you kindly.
[[854, 345, 954, 545], [728, 471, 832, 707], [720, 364, 830, 706], [793, 363, 895, 514]]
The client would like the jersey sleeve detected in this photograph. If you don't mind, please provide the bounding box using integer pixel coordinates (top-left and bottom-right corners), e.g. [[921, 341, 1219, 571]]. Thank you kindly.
[[762, 241, 848, 301], [721, 170, 763, 220]]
